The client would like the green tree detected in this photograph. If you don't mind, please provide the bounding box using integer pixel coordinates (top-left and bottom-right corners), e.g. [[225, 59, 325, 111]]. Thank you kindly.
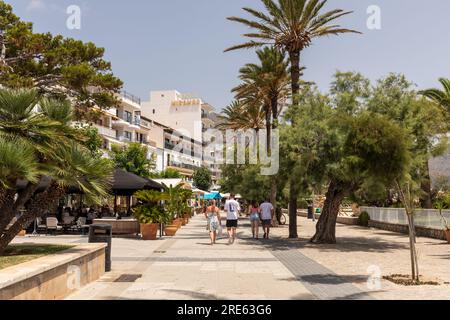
[[0, 89, 113, 254], [225, 0, 360, 238], [76, 125, 104, 158], [110, 142, 156, 178], [193, 167, 212, 191], [150, 169, 182, 179], [307, 72, 411, 244], [0, 1, 123, 120], [368, 74, 449, 208]]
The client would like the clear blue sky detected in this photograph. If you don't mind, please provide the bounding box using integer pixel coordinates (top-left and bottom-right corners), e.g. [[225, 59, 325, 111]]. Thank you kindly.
[[6, 0, 450, 111]]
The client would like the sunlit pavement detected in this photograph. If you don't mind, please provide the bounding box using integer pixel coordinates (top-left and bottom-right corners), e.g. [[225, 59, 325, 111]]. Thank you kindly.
[[12, 214, 450, 300]]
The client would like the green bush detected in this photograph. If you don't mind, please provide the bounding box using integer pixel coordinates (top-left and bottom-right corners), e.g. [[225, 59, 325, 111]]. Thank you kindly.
[[358, 211, 370, 227]]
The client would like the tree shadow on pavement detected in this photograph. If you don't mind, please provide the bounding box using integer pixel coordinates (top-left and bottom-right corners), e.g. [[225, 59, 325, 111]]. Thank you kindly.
[[252, 236, 409, 253]]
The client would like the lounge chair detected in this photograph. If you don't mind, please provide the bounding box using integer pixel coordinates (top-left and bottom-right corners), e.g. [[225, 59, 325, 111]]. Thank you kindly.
[[46, 217, 62, 235]]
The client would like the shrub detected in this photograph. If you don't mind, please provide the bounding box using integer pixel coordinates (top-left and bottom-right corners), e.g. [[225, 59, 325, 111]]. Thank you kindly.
[[358, 211, 370, 227]]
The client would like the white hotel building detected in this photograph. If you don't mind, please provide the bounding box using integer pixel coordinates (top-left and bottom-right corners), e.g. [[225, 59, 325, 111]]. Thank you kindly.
[[93, 90, 222, 184], [142, 90, 222, 183]]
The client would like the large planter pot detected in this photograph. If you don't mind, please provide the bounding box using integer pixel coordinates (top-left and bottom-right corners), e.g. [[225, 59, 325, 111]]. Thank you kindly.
[[165, 225, 178, 236], [446, 230, 450, 244], [140, 223, 159, 240], [174, 218, 182, 229]]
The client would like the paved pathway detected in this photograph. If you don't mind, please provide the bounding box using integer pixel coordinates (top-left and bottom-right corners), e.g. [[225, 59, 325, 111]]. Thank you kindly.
[[66, 215, 372, 300]]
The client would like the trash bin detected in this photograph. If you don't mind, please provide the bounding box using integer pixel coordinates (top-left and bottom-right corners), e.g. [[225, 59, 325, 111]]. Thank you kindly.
[[307, 205, 314, 220], [88, 224, 112, 272]]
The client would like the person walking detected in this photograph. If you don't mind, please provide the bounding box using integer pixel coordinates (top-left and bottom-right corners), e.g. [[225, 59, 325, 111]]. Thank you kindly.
[[260, 199, 274, 239], [205, 200, 221, 245], [249, 201, 261, 239], [224, 193, 241, 244]]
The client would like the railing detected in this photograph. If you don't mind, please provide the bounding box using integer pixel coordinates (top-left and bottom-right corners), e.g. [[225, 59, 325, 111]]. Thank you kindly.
[[361, 207, 450, 230], [93, 124, 117, 139], [117, 135, 132, 143], [167, 161, 201, 172], [121, 91, 141, 105]]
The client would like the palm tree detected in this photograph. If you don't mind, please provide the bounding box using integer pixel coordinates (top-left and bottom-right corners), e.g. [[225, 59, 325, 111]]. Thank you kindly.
[[0, 88, 112, 254], [419, 78, 450, 112], [217, 100, 265, 131], [232, 46, 290, 151], [225, 0, 360, 238]]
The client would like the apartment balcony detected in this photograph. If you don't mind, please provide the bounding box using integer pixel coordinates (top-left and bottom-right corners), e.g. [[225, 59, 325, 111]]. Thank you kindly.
[[167, 161, 201, 172], [112, 117, 141, 130], [140, 138, 157, 148], [117, 135, 133, 143], [93, 124, 117, 139]]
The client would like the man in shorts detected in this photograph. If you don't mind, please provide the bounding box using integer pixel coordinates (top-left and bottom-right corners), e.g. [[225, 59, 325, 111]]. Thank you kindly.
[[260, 199, 274, 239], [224, 194, 241, 244]]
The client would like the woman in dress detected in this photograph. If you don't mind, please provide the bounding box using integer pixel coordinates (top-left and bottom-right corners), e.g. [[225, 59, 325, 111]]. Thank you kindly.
[[249, 201, 261, 239], [204, 200, 221, 245]]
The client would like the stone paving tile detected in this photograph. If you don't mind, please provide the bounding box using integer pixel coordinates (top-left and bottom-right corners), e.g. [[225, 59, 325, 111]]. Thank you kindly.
[[271, 249, 373, 300]]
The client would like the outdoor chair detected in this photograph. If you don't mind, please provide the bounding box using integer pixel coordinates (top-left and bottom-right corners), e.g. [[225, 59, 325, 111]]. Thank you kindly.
[[46, 217, 62, 235], [37, 217, 47, 233], [62, 216, 76, 233]]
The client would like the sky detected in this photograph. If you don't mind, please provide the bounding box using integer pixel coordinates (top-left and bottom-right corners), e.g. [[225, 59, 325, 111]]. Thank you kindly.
[[5, 0, 450, 111]]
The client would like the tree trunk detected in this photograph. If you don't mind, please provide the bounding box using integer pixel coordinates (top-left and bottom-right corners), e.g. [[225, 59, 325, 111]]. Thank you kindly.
[[288, 187, 298, 238], [264, 104, 271, 154], [310, 180, 347, 244], [270, 177, 278, 227], [420, 161, 433, 209], [406, 214, 419, 282], [0, 181, 41, 241], [270, 95, 279, 226], [0, 182, 64, 255], [287, 51, 301, 239]]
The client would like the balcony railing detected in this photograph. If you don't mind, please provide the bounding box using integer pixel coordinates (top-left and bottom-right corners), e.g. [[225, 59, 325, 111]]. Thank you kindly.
[[121, 91, 141, 105], [117, 135, 132, 143], [168, 161, 201, 172], [93, 124, 117, 139]]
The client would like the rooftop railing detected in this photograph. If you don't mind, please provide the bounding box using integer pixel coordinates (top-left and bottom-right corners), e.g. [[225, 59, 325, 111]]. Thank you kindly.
[[121, 90, 141, 105]]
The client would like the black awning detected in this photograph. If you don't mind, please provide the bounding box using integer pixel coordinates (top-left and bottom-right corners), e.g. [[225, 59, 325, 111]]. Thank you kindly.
[[15, 169, 162, 196], [111, 168, 162, 196]]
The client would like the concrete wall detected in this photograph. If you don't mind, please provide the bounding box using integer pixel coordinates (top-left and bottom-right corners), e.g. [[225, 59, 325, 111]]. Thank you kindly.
[[0, 244, 106, 300]]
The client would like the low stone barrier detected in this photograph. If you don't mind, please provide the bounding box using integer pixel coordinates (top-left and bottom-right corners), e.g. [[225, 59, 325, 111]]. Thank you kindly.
[[281, 209, 359, 226], [368, 220, 446, 241], [0, 243, 106, 300]]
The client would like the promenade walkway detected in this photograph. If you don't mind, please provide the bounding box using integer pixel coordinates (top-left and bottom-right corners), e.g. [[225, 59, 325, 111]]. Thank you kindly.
[[12, 213, 450, 300], [66, 215, 371, 300]]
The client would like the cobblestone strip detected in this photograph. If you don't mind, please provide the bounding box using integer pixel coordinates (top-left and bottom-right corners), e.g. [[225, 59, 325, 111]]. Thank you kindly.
[[271, 249, 374, 300]]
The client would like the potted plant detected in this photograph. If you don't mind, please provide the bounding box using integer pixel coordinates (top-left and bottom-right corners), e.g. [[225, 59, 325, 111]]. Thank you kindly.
[[436, 200, 450, 244], [435, 193, 450, 244], [180, 189, 194, 224], [134, 190, 170, 240]]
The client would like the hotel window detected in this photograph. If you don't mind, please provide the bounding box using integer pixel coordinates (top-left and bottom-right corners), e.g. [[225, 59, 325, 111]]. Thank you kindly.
[[124, 131, 132, 141]]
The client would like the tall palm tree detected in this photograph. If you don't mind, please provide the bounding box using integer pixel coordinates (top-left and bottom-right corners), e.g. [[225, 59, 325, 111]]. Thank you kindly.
[[0, 88, 112, 254], [232, 46, 290, 151], [419, 78, 450, 112], [226, 0, 360, 238]]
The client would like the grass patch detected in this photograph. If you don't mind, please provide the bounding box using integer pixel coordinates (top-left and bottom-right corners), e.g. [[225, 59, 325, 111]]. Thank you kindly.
[[0, 244, 73, 270]]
